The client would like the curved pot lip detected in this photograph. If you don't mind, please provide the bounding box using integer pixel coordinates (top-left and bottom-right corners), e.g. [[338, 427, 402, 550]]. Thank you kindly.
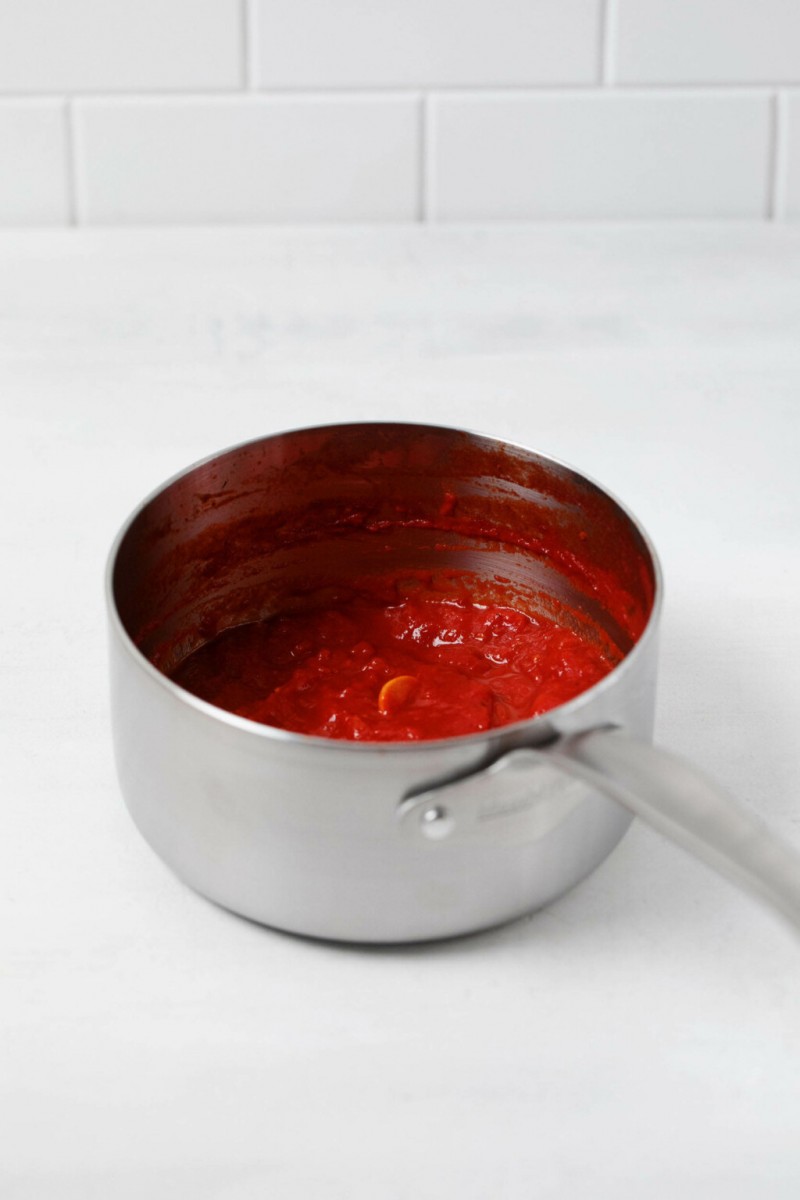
[[105, 419, 664, 756]]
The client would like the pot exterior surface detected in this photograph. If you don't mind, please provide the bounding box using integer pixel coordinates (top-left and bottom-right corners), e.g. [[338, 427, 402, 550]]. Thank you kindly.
[[108, 423, 660, 942], [110, 613, 657, 944]]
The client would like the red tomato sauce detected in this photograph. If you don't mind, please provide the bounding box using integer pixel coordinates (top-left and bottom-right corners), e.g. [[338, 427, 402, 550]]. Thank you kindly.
[[170, 586, 615, 741]]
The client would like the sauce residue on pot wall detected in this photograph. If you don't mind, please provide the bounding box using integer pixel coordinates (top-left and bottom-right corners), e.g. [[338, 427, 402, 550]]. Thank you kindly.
[[115, 426, 655, 740], [170, 572, 617, 741]]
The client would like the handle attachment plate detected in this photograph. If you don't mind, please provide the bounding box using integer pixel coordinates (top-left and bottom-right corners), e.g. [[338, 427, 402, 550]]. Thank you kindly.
[[397, 748, 587, 847]]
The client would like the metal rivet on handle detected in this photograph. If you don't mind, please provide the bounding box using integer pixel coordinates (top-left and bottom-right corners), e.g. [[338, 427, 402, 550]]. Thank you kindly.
[[419, 805, 454, 840]]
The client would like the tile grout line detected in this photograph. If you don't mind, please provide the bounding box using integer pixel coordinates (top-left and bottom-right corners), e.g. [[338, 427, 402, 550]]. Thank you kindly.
[[600, 0, 618, 86], [769, 90, 788, 221], [243, 0, 258, 90], [0, 83, 792, 101], [63, 98, 78, 226]]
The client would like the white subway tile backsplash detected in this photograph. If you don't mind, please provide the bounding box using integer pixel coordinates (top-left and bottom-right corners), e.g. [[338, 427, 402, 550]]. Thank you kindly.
[[0, 1, 791, 225], [0, 0, 242, 93], [0, 102, 68, 224], [430, 92, 771, 220], [253, 0, 601, 88], [75, 97, 420, 224], [783, 94, 800, 219], [616, 0, 800, 85]]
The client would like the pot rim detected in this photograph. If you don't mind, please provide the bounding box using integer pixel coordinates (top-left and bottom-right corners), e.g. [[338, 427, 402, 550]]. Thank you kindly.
[[105, 419, 664, 755]]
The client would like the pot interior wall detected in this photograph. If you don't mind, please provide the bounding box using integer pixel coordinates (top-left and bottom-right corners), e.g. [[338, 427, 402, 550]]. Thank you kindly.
[[112, 424, 656, 677]]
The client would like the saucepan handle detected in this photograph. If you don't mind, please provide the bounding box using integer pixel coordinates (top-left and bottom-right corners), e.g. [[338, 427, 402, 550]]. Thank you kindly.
[[544, 727, 800, 931]]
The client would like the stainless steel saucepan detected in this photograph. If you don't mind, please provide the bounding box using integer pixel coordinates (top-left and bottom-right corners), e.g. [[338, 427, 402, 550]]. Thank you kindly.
[[106, 422, 800, 941]]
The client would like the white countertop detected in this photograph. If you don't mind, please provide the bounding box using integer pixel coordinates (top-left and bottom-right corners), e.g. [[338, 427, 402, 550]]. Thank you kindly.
[[2, 224, 800, 1199]]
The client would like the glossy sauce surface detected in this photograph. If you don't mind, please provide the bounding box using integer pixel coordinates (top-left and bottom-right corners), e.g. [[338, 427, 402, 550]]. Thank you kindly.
[[171, 588, 615, 741]]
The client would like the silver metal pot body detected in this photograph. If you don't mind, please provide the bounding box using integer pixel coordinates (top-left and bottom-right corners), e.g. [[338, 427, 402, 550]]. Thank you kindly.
[[107, 423, 660, 942]]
